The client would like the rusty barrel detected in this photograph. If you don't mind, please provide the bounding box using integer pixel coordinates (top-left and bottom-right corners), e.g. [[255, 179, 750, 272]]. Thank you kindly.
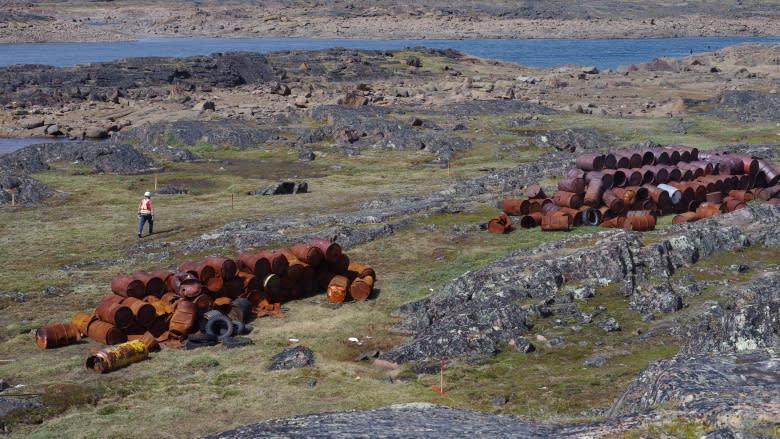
[[649, 147, 670, 165], [611, 187, 636, 206], [131, 271, 165, 298], [71, 312, 94, 336], [168, 300, 197, 340], [86, 320, 127, 345], [279, 249, 306, 280], [326, 275, 349, 303], [517, 215, 538, 228], [540, 213, 569, 231], [348, 262, 376, 280], [237, 252, 272, 279], [527, 198, 552, 213], [35, 323, 81, 349], [500, 198, 529, 216], [218, 277, 245, 299], [309, 238, 343, 264], [191, 293, 213, 311], [553, 191, 583, 209], [615, 150, 643, 169], [657, 184, 683, 205], [624, 214, 656, 231], [584, 179, 604, 207], [644, 185, 671, 208], [289, 242, 325, 268], [575, 153, 604, 171], [606, 152, 630, 169], [526, 183, 546, 199], [173, 272, 202, 299], [585, 171, 613, 189], [86, 339, 149, 373], [727, 190, 753, 202], [639, 149, 656, 166], [696, 203, 722, 218], [557, 177, 585, 194], [647, 165, 669, 185], [756, 159, 780, 185], [723, 197, 747, 212], [258, 250, 290, 276], [144, 296, 171, 317], [96, 297, 134, 329], [769, 198, 780, 205], [261, 273, 281, 298], [557, 207, 581, 226], [625, 185, 649, 202], [487, 213, 513, 233], [350, 276, 374, 301], [672, 212, 699, 224], [601, 169, 626, 187], [179, 261, 216, 285], [705, 191, 723, 204], [730, 154, 759, 175], [599, 216, 626, 228], [601, 190, 625, 213], [623, 170, 643, 187], [204, 256, 237, 281], [666, 166, 682, 182], [121, 297, 156, 327], [150, 270, 174, 294], [111, 274, 145, 299], [757, 185, 780, 201], [328, 253, 350, 275], [237, 271, 262, 294], [661, 147, 680, 165]]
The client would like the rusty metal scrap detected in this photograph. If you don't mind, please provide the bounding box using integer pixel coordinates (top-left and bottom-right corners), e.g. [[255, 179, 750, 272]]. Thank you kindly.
[[495, 147, 780, 233], [39, 239, 376, 371]]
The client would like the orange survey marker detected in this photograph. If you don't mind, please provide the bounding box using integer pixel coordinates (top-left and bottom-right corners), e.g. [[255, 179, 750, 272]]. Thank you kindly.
[[431, 358, 448, 396]]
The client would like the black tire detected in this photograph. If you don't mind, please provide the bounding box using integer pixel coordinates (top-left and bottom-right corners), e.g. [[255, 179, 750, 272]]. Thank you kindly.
[[222, 336, 254, 349], [231, 298, 252, 316], [231, 320, 247, 336], [205, 315, 234, 340], [184, 338, 219, 350], [203, 309, 225, 321], [187, 332, 218, 343]]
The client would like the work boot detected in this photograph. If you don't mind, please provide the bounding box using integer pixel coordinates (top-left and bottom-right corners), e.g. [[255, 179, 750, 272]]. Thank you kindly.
[[138, 233, 142, 238]]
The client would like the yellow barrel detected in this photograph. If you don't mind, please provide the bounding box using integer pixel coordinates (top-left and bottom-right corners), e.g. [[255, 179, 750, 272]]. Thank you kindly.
[[85, 339, 149, 373]]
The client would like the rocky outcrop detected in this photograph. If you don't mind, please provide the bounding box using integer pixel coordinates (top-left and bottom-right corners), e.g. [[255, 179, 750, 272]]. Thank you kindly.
[[116, 120, 284, 149], [248, 181, 308, 196], [0, 52, 279, 106], [686, 90, 780, 122], [305, 105, 471, 161], [0, 142, 160, 175], [381, 205, 780, 364], [531, 128, 616, 152]]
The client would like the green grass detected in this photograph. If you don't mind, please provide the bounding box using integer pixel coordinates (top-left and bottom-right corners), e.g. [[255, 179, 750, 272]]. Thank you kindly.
[[1, 100, 777, 436]]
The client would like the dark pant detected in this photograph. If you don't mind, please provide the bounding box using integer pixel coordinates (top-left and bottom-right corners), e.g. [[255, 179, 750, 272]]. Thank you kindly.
[[138, 214, 153, 235]]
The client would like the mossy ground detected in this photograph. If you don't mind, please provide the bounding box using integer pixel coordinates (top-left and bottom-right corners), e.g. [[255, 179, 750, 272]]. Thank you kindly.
[[0, 109, 777, 437]]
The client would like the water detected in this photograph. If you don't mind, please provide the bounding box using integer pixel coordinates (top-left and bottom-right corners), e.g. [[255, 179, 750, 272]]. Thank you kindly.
[[0, 36, 777, 70], [0, 137, 78, 154]]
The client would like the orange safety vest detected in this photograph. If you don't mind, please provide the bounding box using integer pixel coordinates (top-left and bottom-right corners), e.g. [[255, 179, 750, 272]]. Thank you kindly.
[[138, 198, 152, 215]]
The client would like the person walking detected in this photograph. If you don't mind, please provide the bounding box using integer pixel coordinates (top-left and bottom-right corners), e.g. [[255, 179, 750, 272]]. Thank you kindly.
[[137, 191, 154, 238]]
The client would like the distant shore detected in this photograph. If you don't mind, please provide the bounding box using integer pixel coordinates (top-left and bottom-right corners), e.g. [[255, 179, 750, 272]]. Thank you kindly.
[[1, 3, 779, 43]]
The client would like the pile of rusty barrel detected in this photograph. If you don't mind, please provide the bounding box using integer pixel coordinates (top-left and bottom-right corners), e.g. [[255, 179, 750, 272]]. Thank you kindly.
[[489, 145, 780, 233], [34, 238, 376, 372]]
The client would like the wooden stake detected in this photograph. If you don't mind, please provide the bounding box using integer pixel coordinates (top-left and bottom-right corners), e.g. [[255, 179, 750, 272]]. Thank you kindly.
[[231, 193, 234, 210], [10, 191, 15, 207], [154, 174, 158, 191]]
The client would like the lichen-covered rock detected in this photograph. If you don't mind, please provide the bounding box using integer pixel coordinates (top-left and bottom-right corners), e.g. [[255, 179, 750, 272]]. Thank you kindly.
[[269, 346, 314, 370]]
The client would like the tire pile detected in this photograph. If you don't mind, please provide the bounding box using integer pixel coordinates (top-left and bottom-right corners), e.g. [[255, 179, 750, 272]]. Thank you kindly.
[[34, 238, 377, 366], [489, 145, 780, 233]]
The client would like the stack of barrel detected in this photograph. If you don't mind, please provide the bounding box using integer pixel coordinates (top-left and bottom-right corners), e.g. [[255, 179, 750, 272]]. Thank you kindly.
[[34, 238, 376, 350], [498, 145, 780, 232]]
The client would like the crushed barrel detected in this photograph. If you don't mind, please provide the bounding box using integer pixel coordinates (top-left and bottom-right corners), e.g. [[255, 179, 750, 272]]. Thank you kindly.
[[35, 323, 80, 349], [86, 339, 149, 373]]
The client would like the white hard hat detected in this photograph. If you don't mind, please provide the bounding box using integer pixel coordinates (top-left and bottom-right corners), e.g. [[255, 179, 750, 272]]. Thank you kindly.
[[144, 191, 151, 197]]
